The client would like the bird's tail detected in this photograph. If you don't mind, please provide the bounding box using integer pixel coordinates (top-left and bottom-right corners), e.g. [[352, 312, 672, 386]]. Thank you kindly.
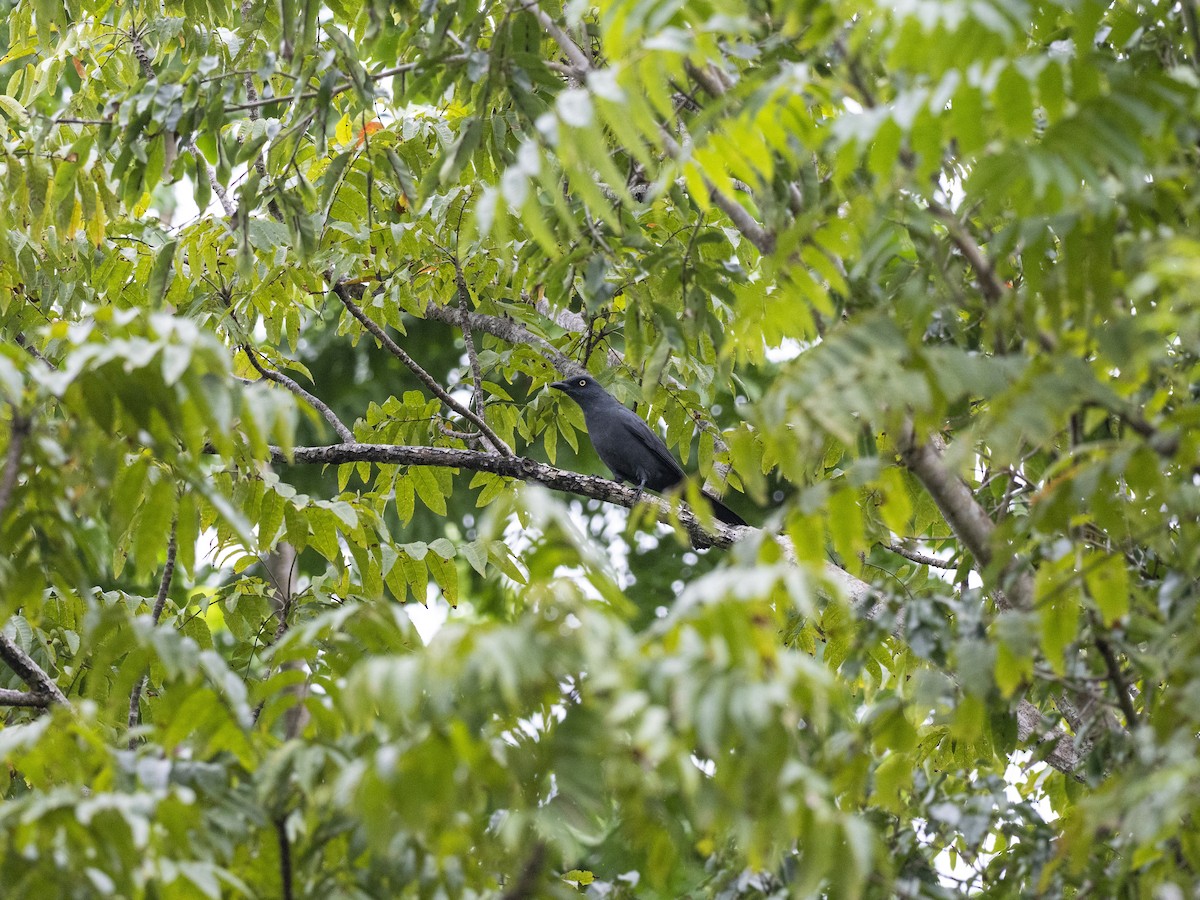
[[702, 491, 747, 527]]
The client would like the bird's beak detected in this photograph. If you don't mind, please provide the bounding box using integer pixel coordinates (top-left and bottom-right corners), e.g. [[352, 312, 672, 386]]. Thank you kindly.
[[549, 380, 570, 392]]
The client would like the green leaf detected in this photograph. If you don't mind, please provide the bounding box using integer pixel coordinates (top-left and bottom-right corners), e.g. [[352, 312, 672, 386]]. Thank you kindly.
[[411, 467, 447, 515], [1085, 552, 1129, 625], [146, 239, 177, 305]]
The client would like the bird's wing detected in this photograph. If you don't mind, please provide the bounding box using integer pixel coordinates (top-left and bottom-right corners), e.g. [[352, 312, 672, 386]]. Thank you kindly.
[[618, 406, 686, 481]]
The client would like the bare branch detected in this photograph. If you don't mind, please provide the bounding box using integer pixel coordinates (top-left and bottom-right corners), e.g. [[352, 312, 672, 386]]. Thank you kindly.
[[207, 157, 237, 218], [334, 284, 513, 456], [129, 26, 155, 80], [1016, 699, 1084, 776], [423, 301, 586, 376], [0, 688, 56, 708], [150, 520, 180, 627], [129, 517, 180, 743], [452, 267, 488, 425], [13, 333, 53, 367], [521, 1, 591, 72], [244, 347, 355, 443], [243, 440, 738, 547], [1089, 611, 1138, 729], [897, 423, 997, 573], [438, 421, 486, 444], [928, 202, 1005, 305], [885, 543, 957, 569], [275, 816, 295, 900], [659, 129, 775, 255], [0, 633, 67, 707]]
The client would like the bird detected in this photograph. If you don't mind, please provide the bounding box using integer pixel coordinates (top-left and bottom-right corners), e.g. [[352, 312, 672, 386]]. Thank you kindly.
[[550, 375, 747, 527]]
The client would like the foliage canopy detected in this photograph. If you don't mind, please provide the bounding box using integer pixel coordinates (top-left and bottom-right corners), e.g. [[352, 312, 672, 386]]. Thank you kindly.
[[1, 0, 1199, 895]]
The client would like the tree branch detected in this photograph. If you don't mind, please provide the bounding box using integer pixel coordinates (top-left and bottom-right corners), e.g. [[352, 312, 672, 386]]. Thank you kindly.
[[334, 284, 513, 455], [13, 332, 52, 367], [658, 128, 775, 254], [0, 687, 56, 708], [898, 423, 1105, 741], [275, 816, 295, 900], [244, 347, 355, 443], [0, 633, 67, 707], [422, 301, 586, 376], [1015, 699, 1084, 776], [1089, 612, 1138, 729], [129, 26, 155, 80], [452, 265, 488, 425], [244, 440, 739, 547], [884, 543, 957, 569], [897, 424, 998, 573], [129, 517, 180, 743], [928, 202, 1005, 304], [521, 1, 592, 73]]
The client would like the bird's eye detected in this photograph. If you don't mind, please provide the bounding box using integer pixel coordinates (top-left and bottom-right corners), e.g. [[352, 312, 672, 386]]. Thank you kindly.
[[578, 379, 586, 386]]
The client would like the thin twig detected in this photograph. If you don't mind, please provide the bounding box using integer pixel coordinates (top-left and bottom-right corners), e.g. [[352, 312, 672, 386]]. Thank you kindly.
[[658, 128, 775, 254], [438, 422, 485, 444], [521, 0, 591, 72], [13, 333, 53, 367], [52, 117, 114, 126], [927, 202, 1005, 304], [333, 284, 512, 455], [424, 301, 584, 376], [150, 519, 180, 627], [275, 816, 295, 900], [1088, 611, 1138, 728], [225, 59, 459, 112], [885, 543, 957, 569], [452, 264, 488, 424], [244, 347, 355, 443], [206, 154, 237, 217], [128, 517, 179, 744]]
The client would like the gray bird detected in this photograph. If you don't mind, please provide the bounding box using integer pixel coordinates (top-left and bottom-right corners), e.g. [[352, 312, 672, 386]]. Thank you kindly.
[[550, 375, 747, 527]]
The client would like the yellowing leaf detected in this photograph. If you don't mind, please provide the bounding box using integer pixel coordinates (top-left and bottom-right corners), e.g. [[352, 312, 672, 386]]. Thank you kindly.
[[335, 113, 354, 146]]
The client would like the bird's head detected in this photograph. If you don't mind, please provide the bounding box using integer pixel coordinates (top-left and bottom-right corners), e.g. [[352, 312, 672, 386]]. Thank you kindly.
[[549, 374, 608, 404]]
